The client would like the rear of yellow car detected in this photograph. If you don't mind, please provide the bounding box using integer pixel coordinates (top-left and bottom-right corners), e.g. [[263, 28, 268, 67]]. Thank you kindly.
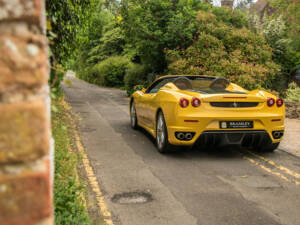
[[162, 90, 285, 152]]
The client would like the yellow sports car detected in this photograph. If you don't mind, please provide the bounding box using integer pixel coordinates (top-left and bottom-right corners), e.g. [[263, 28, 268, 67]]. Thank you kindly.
[[129, 75, 285, 153]]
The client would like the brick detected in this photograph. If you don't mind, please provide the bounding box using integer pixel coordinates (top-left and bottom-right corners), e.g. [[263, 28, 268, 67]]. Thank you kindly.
[[0, 100, 49, 163], [0, 161, 52, 225], [34, 216, 54, 225], [0, 0, 43, 25], [0, 34, 48, 95]]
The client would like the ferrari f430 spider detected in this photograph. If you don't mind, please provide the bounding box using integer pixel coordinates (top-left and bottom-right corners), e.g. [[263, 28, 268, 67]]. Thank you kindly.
[[130, 75, 285, 153]]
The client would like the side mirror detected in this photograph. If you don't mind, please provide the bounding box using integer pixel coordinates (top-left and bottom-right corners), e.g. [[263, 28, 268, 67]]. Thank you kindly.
[[134, 85, 145, 92]]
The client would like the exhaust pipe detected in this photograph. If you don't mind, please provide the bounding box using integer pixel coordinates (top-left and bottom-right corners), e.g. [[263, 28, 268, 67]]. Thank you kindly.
[[177, 132, 185, 140], [274, 132, 280, 139], [273, 131, 283, 139], [185, 133, 193, 140]]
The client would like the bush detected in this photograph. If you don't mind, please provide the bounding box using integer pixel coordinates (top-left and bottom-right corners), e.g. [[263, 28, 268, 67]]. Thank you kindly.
[[248, 13, 300, 85], [124, 64, 148, 96], [167, 11, 281, 91], [211, 6, 247, 28], [92, 56, 132, 87], [285, 82, 300, 102]]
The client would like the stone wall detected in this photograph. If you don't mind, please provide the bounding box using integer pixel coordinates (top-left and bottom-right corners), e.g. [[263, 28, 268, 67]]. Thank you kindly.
[[0, 0, 53, 225], [285, 102, 300, 119]]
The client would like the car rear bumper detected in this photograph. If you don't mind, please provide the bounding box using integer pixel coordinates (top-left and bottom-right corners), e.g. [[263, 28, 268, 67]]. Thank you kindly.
[[167, 115, 284, 146], [194, 130, 277, 148]]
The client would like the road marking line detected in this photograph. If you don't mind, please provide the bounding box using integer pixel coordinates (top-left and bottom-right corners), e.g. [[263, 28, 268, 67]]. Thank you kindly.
[[243, 156, 300, 185], [63, 99, 115, 225], [247, 151, 300, 179]]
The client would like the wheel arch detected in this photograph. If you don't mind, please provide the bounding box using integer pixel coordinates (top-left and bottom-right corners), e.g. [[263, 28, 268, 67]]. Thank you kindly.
[[156, 107, 163, 120], [154, 108, 163, 132], [130, 97, 134, 109]]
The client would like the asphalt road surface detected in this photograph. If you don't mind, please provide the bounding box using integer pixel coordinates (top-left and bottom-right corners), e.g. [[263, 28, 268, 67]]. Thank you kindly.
[[62, 75, 300, 225]]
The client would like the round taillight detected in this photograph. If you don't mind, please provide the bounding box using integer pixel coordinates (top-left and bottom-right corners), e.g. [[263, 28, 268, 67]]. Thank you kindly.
[[267, 97, 275, 107], [191, 98, 201, 107], [276, 98, 284, 107], [179, 98, 189, 108]]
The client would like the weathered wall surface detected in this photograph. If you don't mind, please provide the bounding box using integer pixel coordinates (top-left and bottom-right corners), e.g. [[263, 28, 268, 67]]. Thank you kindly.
[[286, 102, 300, 119], [0, 0, 53, 225]]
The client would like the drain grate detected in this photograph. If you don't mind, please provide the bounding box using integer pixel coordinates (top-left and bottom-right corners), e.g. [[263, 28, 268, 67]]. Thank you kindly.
[[111, 191, 153, 204]]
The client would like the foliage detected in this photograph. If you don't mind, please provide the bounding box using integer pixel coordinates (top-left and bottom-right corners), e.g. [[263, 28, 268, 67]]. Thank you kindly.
[[250, 14, 299, 79], [92, 56, 133, 87], [285, 82, 300, 102], [119, 0, 204, 73], [52, 99, 92, 225], [46, 0, 94, 89], [247, 0, 300, 88], [211, 5, 248, 28], [124, 64, 148, 96], [75, 9, 113, 81], [87, 22, 126, 64], [167, 11, 280, 90], [51, 0, 297, 95], [46, 0, 91, 64], [269, 0, 300, 40]]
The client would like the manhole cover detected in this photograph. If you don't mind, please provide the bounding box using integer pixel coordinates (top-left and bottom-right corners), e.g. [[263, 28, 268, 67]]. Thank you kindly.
[[111, 191, 153, 204]]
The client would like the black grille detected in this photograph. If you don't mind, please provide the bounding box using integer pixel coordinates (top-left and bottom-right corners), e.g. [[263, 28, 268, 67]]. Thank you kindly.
[[210, 102, 259, 108], [195, 130, 271, 147]]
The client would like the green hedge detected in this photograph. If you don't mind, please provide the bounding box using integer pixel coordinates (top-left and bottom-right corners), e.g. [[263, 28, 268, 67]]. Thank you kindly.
[[124, 64, 148, 96], [92, 56, 132, 87], [167, 11, 280, 91]]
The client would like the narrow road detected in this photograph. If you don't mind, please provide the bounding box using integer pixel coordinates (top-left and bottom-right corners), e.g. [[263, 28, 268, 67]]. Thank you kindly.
[[63, 75, 300, 225]]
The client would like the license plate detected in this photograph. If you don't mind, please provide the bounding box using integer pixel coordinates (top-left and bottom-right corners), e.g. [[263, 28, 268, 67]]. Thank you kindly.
[[220, 121, 253, 129]]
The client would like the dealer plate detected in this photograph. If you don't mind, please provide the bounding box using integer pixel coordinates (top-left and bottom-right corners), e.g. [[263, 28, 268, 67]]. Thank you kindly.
[[220, 121, 253, 129]]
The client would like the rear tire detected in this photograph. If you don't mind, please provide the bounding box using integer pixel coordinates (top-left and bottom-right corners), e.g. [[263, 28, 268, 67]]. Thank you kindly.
[[130, 102, 138, 130], [156, 111, 171, 153]]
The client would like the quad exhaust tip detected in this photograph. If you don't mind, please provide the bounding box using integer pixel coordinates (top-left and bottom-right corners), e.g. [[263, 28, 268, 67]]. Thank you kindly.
[[175, 132, 195, 141], [177, 132, 185, 140], [185, 133, 193, 140], [272, 131, 284, 139]]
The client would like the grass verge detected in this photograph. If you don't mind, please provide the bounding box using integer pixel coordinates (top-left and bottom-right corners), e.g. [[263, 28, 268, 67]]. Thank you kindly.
[[52, 97, 92, 225]]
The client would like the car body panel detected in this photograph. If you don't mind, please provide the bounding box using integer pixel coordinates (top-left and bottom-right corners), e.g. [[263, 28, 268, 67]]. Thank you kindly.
[[130, 75, 285, 147]]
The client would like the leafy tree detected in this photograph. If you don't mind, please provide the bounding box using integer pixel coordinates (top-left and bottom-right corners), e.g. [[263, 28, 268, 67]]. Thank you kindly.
[[119, 0, 204, 73], [86, 22, 126, 64], [248, 0, 300, 89], [75, 7, 113, 81], [269, 0, 300, 73], [46, 0, 94, 88], [270, 0, 300, 37], [167, 10, 280, 90]]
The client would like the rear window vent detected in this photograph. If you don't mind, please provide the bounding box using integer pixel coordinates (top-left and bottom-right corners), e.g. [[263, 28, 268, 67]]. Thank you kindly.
[[210, 102, 259, 108]]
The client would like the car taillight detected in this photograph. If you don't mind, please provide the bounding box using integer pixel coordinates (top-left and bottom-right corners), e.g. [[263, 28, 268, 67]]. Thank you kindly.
[[191, 98, 201, 107], [267, 97, 275, 107], [276, 98, 284, 107], [179, 98, 189, 108]]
